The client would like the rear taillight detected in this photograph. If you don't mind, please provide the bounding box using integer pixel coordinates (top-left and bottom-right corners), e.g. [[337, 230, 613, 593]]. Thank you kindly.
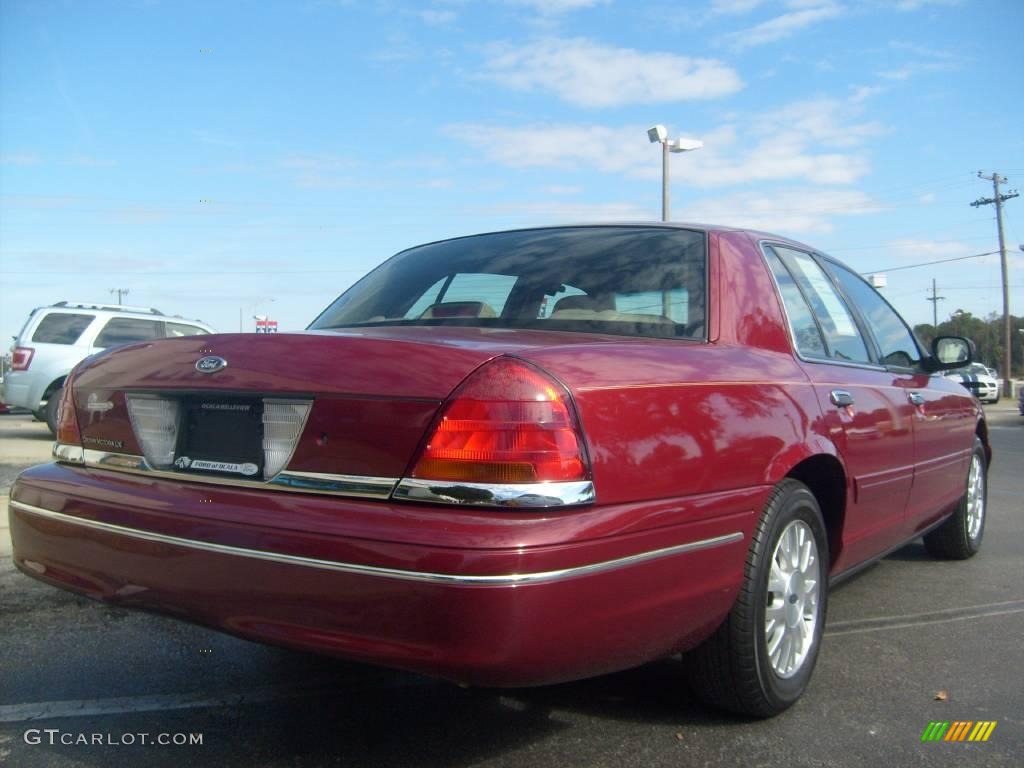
[[56, 382, 81, 447], [410, 357, 589, 484], [12, 347, 34, 371]]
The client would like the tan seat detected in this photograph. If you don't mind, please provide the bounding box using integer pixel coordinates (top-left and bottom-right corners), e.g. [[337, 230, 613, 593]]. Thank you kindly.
[[419, 301, 497, 319]]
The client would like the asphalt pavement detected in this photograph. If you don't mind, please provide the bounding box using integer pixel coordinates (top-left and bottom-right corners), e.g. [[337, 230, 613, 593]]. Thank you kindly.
[[1, 407, 1021, 767]]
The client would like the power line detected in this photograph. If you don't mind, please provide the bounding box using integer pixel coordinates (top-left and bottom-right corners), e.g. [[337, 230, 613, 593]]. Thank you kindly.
[[863, 250, 999, 273]]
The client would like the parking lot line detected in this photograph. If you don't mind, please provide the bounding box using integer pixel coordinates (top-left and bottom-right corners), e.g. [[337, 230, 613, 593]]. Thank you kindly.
[[825, 598, 1024, 637]]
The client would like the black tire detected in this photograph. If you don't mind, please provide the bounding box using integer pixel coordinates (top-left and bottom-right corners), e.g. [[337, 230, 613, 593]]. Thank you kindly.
[[923, 438, 986, 560], [684, 479, 829, 717], [44, 388, 62, 436]]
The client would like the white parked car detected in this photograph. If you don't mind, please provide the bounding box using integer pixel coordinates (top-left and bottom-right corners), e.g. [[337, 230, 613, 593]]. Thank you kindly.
[[2, 301, 214, 433], [943, 362, 999, 404]]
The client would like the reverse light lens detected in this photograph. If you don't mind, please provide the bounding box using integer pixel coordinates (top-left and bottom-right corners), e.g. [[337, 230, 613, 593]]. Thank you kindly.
[[126, 395, 180, 468], [411, 357, 588, 484], [262, 399, 311, 478], [12, 347, 34, 371]]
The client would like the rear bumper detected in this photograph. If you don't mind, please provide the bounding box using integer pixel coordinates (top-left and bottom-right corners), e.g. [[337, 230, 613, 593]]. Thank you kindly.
[[10, 462, 762, 687], [0, 373, 36, 410]]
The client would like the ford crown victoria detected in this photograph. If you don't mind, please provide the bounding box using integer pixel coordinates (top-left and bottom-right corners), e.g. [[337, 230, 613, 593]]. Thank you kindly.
[[9, 224, 989, 717]]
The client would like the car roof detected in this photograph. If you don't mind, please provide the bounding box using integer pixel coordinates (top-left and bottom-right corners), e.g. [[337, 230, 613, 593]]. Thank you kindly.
[[32, 302, 212, 327], [396, 221, 822, 260]]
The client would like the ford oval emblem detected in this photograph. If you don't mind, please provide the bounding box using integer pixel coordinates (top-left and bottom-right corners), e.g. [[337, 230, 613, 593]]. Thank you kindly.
[[195, 356, 228, 374]]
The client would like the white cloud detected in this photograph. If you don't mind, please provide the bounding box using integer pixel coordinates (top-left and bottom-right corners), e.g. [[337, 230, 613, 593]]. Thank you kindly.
[[894, 0, 962, 10], [476, 200, 650, 222], [279, 153, 355, 171], [479, 38, 743, 107], [878, 67, 913, 81], [66, 154, 117, 167], [446, 94, 881, 187], [727, 2, 843, 49], [416, 9, 457, 26], [505, 0, 609, 14], [685, 188, 883, 234], [544, 184, 584, 195], [886, 238, 986, 261], [1, 153, 42, 165], [877, 40, 963, 81], [279, 153, 358, 189], [710, 0, 770, 14]]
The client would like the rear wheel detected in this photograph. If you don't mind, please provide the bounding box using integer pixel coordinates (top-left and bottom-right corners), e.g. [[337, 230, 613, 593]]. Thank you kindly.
[[923, 438, 986, 560], [44, 388, 62, 436], [684, 479, 829, 717]]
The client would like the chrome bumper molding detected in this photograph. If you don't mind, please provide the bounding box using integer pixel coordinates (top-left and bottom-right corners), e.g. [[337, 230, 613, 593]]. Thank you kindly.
[[56, 446, 593, 507], [71, 447, 398, 500], [392, 478, 595, 508], [10, 500, 743, 586], [53, 444, 85, 464]]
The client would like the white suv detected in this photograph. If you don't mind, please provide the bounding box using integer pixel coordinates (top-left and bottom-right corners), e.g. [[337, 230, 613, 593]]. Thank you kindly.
[[2, 301, 215, 433]]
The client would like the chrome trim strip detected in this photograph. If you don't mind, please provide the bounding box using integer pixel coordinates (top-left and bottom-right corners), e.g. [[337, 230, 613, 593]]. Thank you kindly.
[[10, 500, 743, 586], [269, 470, 398, 498], [75, 449, 397, 499], [52, 443, 85, 464], [392, 478, 596, 508]]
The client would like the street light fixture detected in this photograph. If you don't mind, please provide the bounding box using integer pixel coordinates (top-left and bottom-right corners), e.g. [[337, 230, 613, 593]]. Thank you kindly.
[[648, 124, 703, 222]]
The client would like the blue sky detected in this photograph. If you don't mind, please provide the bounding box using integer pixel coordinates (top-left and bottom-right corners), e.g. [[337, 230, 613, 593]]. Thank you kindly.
[[1, 0, 1022, 346]]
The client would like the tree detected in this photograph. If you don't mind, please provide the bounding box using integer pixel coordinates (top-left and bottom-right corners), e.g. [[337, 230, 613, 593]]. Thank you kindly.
[[915, 313, 1023, 376]]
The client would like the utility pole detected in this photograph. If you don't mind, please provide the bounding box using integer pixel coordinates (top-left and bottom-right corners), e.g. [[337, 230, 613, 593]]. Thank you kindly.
[[110, 288, 129, 305], [926, 278, 945, 329], [972, 171, 1019, 398]]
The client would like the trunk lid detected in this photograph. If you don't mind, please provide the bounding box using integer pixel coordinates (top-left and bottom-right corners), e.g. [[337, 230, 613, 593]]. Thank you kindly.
[[67, 327, 589, 481]]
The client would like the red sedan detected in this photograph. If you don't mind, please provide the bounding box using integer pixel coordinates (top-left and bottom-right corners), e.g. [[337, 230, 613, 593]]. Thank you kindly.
[[9, 225, 988, 717]]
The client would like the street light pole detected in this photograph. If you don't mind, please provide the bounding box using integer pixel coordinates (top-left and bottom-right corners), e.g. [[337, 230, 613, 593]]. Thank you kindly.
[[647, 125, 703, 222], [662, 139, 670, 222]]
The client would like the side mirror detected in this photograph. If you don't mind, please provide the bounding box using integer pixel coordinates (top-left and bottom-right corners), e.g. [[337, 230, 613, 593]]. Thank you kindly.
[[926, 336, 974, 372]]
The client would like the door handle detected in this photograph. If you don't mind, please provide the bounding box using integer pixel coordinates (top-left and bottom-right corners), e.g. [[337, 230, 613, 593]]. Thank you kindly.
[[829, 389, 854, 408], [908, 392, 925, 407]]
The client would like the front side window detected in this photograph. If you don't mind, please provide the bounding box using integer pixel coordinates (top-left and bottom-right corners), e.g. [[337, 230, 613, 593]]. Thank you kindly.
[[826, 261, 921, 369], [771, 246, 871, 364], [310, 227, 707, 339], [93, 318, 161, 348], [31, 313, 94, 345]]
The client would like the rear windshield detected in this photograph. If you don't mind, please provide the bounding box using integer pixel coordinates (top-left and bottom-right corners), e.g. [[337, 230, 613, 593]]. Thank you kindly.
[[310, 227, 707, 339], [31, 313, 94, 344]]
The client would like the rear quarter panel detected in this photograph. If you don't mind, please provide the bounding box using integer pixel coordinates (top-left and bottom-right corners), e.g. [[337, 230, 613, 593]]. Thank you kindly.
[[525, 230, 834, 507]]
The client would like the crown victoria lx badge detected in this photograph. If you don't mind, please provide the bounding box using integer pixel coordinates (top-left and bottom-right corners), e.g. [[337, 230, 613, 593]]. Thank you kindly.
[[195, 356, 227, 374]]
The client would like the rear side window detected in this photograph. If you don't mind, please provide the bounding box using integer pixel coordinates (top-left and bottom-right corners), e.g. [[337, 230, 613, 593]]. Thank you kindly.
[[165, 322, 208, 337], [771, 246, 871, 364], [311, 227, 707, 339], [31, 313, 94, 344], [94, 318, 161, 348], [763, 250, 827, 358]]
